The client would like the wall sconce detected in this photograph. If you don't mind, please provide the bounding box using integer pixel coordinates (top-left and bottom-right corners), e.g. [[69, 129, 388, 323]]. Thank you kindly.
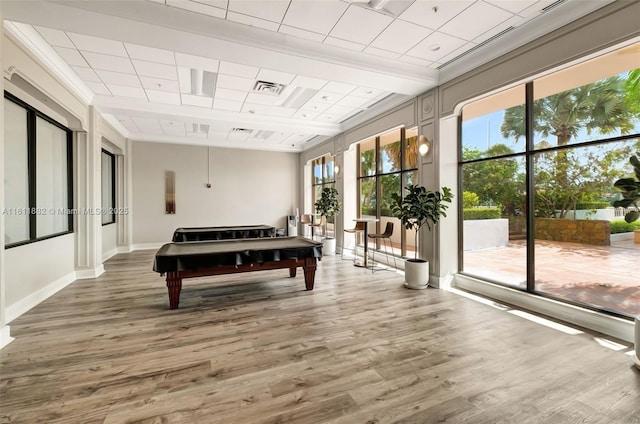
[[334, 164, 340, 175], [418, 134, 431, 156]]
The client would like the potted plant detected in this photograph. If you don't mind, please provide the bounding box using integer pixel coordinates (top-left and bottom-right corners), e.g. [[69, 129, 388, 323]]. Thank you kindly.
[[314, 187, 340, 255], [391, 184, 453, 289], [612, 153, 640, 368]]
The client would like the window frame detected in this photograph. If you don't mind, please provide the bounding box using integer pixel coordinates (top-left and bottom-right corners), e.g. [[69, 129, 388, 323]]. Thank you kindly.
[[101, 149, 116, 226], [4, 91, 74, 249]]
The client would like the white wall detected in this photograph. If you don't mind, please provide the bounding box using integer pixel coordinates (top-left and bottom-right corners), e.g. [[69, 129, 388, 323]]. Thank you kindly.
[[5, 234, 75, 320], [102, 223, 117, 260], [132, 141, 299, 245]]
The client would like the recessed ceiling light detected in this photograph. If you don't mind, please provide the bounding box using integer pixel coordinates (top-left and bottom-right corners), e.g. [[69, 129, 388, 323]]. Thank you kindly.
[[322, 95, 330, 101], [156, 83, 162, 88], [430, 44, 441, 51], [365, 90, 373, 94], [302, 113, 308, 118], [248, 110, 255, 114]]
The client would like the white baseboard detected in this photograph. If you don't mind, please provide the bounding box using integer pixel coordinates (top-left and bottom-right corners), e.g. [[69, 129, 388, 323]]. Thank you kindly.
[[0, 325, 14, 350], [76, 265, 105, 279], [455, 273, 634, 343], [133, 242, 164, 251], [102, 248, 118, 262], [117, 245, 133, 254], [5, 271, 77, 323]]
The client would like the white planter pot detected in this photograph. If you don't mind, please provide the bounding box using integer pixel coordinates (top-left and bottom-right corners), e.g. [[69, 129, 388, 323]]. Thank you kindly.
[[635, 316, 640, 369], [322, 237, 336, 255], [404, 259, 429, 290]]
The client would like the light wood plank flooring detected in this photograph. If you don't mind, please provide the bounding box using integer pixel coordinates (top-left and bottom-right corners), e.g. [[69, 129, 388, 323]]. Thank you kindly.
[[1, 250, 639, 423]]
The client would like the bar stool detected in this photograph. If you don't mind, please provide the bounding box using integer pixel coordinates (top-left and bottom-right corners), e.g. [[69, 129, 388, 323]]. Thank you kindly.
[[367, 222, 397, 272], [301, 214, 322, 240], [341, 221, 366, 261]]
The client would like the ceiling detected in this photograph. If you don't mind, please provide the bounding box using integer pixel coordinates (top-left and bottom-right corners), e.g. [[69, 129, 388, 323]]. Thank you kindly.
[[1, 0, 613, 152]]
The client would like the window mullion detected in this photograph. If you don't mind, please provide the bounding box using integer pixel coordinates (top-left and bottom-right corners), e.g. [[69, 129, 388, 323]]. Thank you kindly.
[[28, 110, 37, 241]]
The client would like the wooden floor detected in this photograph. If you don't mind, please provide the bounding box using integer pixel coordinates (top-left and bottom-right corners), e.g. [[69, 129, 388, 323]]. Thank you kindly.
[[1, 250, 639, 424]]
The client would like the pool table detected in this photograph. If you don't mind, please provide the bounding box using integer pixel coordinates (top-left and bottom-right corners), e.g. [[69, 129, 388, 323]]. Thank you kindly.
[[172, 224, 276, 242], [153, 236, 323, 309]]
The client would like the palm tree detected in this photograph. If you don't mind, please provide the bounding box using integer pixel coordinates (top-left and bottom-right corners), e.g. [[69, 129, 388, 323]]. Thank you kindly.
[[501, 75, 638, 217]]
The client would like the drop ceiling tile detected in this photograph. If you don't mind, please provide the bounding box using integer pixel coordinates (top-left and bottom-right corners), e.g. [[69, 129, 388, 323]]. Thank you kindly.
[[107, 84, 147, 100], [146, 89, 181, 105], [282, 1, 349, 35], [299, 101, 331, 114], [125, 43, 175, 65], [351, 86, 386, 99], [71, 66, 101, 82], [399, 1, 473, 30], [84, 81, 111, 96], [162, 125, 186, 136], [245, 92, 281, 106], [434, 42, 476, 66], [329, 6, 393, 45], [96, 69, 142, 88], [132, 117, 163, 132], [132, 60, 177, 80], [324, 81, 356, 95], [227, 11, 280, 31], [485, 0, 538, 14], [406, 31, 467, 62], [325, 104, 358, 116], [214, 87, 248, 101], [219, 61, 259, 78], [228, 131, 249, 141], [175, 53, 219, 73], [370, 19, 432, 54], [213, 98, 244, 111], [217, 74, 256, 91], [242, 104, 296, 118], [140, 76, 180, 92], [68, 32, 128, 56], [362, 46, 401, 59], [519, 0, 562, 18], [316, 113, 340, 122], [439, 1, 513, 41], [290, 75, 328, 90], [292, 109, 321, 120], [115, 115, 136, 129], [228, 0, 290, 23], [278, 25, 326, 43], [324, 37, 365, 52], [160, 119, 183, 128], [190, 0, 229, 9], [165, 0, 226, 18], [82, 52, 136, 73], [181, 93, 213, 107], [256, 69, 295, 85], [34, 26, 74, 48], [54, 47, 89, 67], [335, 95, 370, 108], [309, 90, 342, 105]]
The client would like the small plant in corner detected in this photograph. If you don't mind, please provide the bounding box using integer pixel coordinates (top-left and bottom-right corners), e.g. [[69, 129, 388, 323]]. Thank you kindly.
[[391, 184, 453, 261], [612, 153, 640, 223], [314, 187, 340, 239]]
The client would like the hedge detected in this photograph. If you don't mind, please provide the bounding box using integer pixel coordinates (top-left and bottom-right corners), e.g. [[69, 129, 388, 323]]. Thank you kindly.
[[610, 220, 640, 234], [463, 207, 501, 220]]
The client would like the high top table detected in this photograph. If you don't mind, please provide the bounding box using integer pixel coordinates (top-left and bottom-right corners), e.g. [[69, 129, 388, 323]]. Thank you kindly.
[[353, 218, 379, 268]]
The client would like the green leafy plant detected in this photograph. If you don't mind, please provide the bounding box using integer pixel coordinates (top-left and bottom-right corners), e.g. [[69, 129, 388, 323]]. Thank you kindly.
[[314, 187, 340, 238], [391, 184, 453, 260], [463, 207, 501, 220], [612, 154, 640, 223]]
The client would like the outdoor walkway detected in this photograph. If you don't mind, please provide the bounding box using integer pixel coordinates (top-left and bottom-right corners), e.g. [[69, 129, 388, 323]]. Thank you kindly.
[[463, 237, 640, 316]]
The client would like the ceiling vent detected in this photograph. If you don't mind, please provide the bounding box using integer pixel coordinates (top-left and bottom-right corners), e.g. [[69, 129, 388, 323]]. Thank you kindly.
[[232, 128, 252, 134], [437, 26, 515, 69], [541, 0, 567, 13], [253, 80, 286, 96], [254, 130, 275, 139]]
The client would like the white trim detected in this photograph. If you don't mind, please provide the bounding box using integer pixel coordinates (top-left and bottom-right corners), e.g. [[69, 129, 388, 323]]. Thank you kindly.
[[5, 271, 76, 323], [455, 273, 634, 343], [117, 245, 133, 254], [0, 326, 14, 350], [102, 248, 118, 262], [75, 265, 105, 280], [133, 242, 164, 251]]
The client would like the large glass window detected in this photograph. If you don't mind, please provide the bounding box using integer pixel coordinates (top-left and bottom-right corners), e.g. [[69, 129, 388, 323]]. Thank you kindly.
[[357, 127, 419, 258], [311, 154, 335, 234], [101, 150, 115, 225], [460, 42, 640, 318], [4, 93, 73, 247]]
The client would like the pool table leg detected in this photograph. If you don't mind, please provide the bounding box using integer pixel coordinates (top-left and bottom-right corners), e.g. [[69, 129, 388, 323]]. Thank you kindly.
[[289, 267, 297, 278], [166, 271, 182, 309], [303, 257, 317, 290]]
